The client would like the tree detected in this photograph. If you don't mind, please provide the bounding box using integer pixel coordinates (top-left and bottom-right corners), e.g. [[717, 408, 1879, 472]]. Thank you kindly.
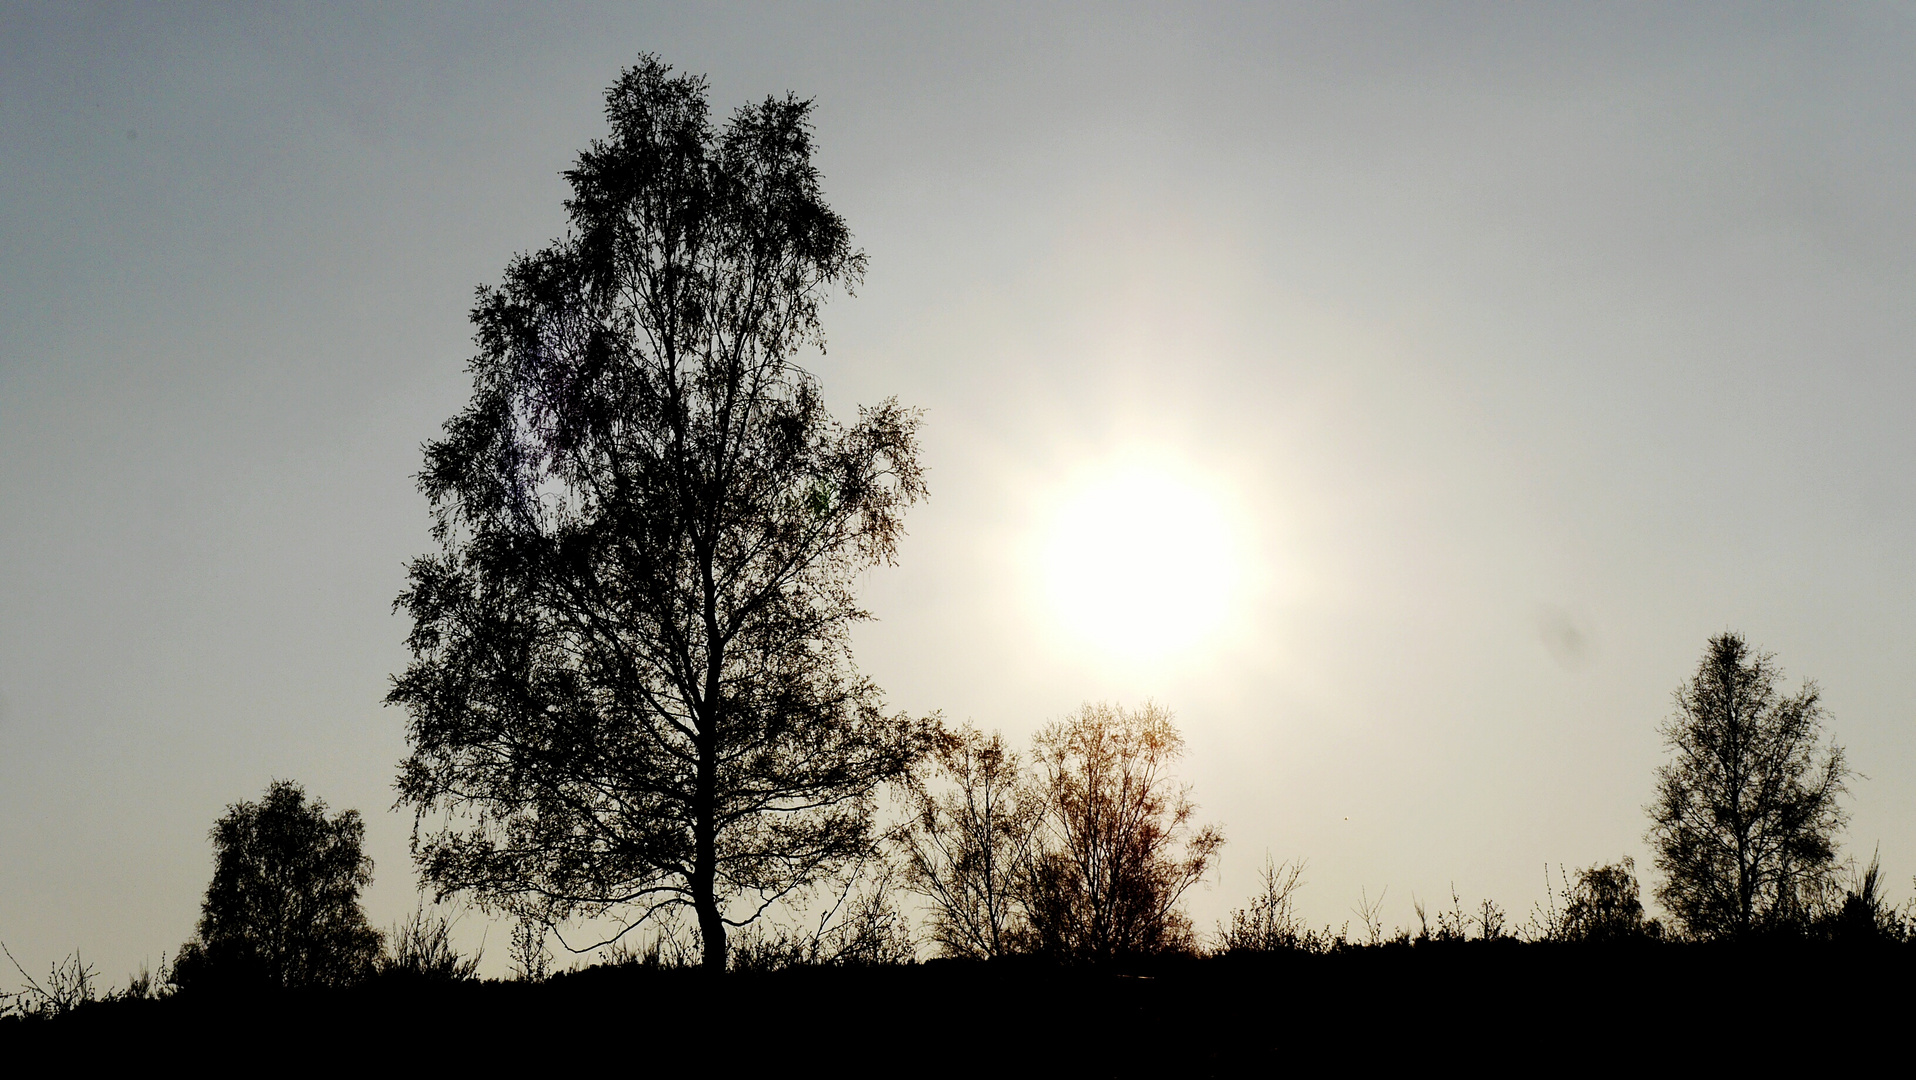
[[171, 780, 382, 989], [1021, 702, 1223, 961], [898, 723, 1039, 958], [1646, 633, 1849, 939], [389, 56, 929, 971], [1555, 858, 1651, 942]]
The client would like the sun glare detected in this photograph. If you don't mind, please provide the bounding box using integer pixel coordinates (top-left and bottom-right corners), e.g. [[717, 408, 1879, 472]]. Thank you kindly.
[[1040, 462, 1240, 661]]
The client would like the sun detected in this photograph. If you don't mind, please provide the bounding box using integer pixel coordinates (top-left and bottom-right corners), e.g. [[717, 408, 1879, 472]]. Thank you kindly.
[[1039, 461, 1240, 660]]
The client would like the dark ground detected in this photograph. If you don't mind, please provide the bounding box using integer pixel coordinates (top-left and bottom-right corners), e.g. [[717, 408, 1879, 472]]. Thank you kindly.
[[5, 944, 1909, 1071]]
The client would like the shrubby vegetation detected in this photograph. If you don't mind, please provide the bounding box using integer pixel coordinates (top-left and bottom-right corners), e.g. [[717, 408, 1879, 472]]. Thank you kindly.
[[897, 703, 1222, 962], [171, 780, 382, 990], [898, 726, 1034, 959], [1216, 858, 1311, 953], [7, 629, 1913, 1033], [1649, 633, 1850, 939], [1535, 859, 1658, 943], [382, 904, 482, 983], [1, 945, 101, 1020]]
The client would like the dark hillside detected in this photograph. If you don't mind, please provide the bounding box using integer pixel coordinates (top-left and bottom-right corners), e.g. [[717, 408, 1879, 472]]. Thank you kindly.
[[8, 944, 1908, 1071]]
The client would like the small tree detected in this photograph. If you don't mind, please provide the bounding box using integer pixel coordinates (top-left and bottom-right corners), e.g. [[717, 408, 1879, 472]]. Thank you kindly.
[[1022, 702, 1223, 961], [1557, 858, 1650, 942], [897, 723, 1039, 958], [1646, 633, 1849, 939], [172, 780, 381, 989]]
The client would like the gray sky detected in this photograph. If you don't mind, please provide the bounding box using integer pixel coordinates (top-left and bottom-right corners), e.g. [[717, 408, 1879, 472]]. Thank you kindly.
[[4, 4, 1915, 977]]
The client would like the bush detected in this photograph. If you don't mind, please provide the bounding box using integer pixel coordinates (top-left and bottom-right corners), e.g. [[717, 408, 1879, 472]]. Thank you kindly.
[[380, 905, 481, 981], [897, 723, 1039, 959], [1022, 702, 1223, 961], [0, 945, 97, 1019], [1814, 849, 1906, 944], [172, 780, 382, 990], [1217, 857, 1312, 954], [728, 866, 916, 972]]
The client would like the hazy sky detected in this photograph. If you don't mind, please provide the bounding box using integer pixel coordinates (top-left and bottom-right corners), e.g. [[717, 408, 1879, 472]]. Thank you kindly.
[[5, 4, 1915, 977]]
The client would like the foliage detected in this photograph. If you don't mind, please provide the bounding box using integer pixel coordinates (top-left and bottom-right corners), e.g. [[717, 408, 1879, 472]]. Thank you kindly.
[[1814, 849, 1907, 943], [1349, 887, 1390, 946], [1, 944, 97, 1019], [599, 909, 701, 969], [508, 918, 552, 982], [1020, 702, 1224, 961], [1563, 859, 1649, 942], [107, 957, 170, 1002], [388, 54, 931, 971], [380, 904, 482, 981], [726, 863, 916, 971], [897, 723, 1040, 958], [1474, 898, 1507, 942], [1414, 886, 1472, 943], [170, 780, 382, 990], [1647, 633, 1850, 939], [1217, 857, 1311, 954]]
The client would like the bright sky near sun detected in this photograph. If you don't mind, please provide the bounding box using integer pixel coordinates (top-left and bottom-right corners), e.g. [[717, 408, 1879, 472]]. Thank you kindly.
[[1039, 460, 1242, 662], [5, 5, 1916, 979]]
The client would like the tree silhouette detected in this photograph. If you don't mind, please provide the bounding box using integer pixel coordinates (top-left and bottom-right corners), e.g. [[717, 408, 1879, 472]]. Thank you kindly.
[[1021, 702, 1223, 961], [898, 723, 1038, 958], [1217, 857, 1309, 954], [1554, 858, 1652, 942], [389, 56, 929, 971], [171, 780, 381, 989], [1646, 633, 1849, 939]]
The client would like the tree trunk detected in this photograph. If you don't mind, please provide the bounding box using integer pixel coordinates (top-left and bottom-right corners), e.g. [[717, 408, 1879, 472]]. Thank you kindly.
[[694, 745, 725, 971]]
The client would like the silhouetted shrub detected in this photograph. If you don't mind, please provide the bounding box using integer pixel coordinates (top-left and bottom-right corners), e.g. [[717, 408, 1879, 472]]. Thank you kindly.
[[1531, 858, 1656, 943], [1218, 857, 1312, 954], [379, 905, 481, 981], [727, 865, 916, 972], [1414, 886, 1474, 943], [1562, 859, 1651, 942], [507, 918, 552, 982], [171, 780, 382, 990], [1, 945, 97, 1018], [1814, 849, 1906, 944], [1475, 898, 1508, 941], [1021, 702, 1223, 961], [599, 910, 700, 970], [897, 723, 1039, 958], [105, 956, 170, 1002], [1648, 634, 1849, 939]]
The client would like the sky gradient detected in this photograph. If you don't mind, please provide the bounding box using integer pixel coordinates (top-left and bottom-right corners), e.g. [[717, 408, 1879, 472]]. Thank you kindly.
[[4, 4, 1915, 977]]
